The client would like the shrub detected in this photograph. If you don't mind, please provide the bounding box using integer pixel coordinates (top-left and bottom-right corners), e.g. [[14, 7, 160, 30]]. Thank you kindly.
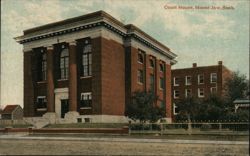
[[200, 124, 212, 131]]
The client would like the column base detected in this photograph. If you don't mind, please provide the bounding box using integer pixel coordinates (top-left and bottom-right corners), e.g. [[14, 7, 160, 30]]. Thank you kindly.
[[64, 111, 80, 123], [43, 112, 58, 124]]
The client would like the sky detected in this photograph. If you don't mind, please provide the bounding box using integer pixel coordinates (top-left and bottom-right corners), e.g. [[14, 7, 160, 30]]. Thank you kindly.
[[0, 0, 249, 108]]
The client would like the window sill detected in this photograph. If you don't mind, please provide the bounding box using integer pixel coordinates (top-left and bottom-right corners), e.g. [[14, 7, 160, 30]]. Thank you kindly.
[[37, 81, 47, 84], [36, 108, 47, 111], [137, 61, 144, 64], [137, 82, 144, 85], [80, 107, 92, 110], [185, 84, 191, 86], [198, 83, 204, 85], [210, 82, 217, 84], [174, 84, 179, 87], [80, 76, 92, 79], [174, 97, 179, 99], [57, 79, 68, 81], [198, 96, 205, 98]]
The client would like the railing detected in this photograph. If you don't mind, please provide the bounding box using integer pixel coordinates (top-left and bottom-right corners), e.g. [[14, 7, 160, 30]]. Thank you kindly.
[[129, 122, 249, 135]]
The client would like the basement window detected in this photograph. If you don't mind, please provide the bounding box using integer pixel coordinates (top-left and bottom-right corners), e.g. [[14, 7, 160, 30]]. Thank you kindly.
[[36, 96, 47, 111]]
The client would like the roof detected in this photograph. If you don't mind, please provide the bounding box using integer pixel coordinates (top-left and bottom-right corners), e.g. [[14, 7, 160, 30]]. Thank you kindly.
[[233, 99, 250, 104], [1, 105, 20, 114], [15, 10, 177, 60]]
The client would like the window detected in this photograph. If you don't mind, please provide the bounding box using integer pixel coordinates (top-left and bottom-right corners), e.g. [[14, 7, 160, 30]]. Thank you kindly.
[[138, 51, 144, 64], [210, 87, 217, 94], [198, 74, 204, 84], [198, 88, 205, 98], [60, 46, 69, 79], [137, 69, 144, 84], [41, 50, 47, 81], [210, 73, 217, 83], [80, 92, 92, 108], [174, 77, 180, 86], [159, 63, 164, 72], [173, 103, 179, 115], [37, 96, 47, 110], [174, 90, 180, 99], [82, 39, 92, 77], [149, 59, 154, 68], [160, 77, 164, 90], [185, 76, 191, 85], [150, 74, 155, 92], [185, 89, 192, 97], [159, 100, 165, 109]]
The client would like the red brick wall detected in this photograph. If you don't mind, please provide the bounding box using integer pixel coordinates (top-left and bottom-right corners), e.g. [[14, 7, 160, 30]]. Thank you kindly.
[[23, 51, 35, 117], [100, 37, 125, 115], [165, 64, 172, 118]]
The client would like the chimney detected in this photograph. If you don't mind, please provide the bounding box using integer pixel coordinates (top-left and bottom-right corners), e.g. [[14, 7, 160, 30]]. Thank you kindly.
[[193, 63, 197, 68], [218, 61, 222, 65]]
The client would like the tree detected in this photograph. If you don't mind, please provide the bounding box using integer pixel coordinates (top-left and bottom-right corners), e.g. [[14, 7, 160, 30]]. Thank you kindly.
[[175, 97, 200, 122], [125, 91, 164, 123], [224, 71, 249, 103], [196, 95, 226, 121]]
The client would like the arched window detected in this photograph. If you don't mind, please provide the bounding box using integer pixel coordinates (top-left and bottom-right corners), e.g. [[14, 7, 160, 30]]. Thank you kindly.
[[41, 52, 47, 81], [149, 59, 154, 68], [82, 39, 92, 77], [159, 63, 164, 72], [138, 53, 144, 64], [60, 47, 69, 79]]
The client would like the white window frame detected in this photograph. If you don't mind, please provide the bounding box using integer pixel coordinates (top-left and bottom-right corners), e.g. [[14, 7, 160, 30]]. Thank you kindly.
[[210, 87, 217, 94], [137, 51, 144, 64], [210, 73, 217, 83], [80, 92, 92, 109], [173, 103, 179, 115], [36, 96, 47, 111], [185, 76, 191, 86], [174, 90, 180, 99], [185, 89, 192, 98], [198, 88, 205, 98], [198, 74, 204, 84], [137, 69, 144, 85], [174, 77, 179, 86]]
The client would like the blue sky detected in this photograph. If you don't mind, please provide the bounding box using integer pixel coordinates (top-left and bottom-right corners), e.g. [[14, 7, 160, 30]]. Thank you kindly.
[[0, 0, 249, 107]]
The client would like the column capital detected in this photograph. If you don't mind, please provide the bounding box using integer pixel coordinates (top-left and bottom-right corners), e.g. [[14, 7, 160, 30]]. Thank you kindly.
[[46, 45, 54, 50], [69, 41, 77, 46]]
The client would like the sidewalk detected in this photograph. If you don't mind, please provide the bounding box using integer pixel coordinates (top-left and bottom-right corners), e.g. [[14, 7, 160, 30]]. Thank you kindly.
[[0, 134, 248, 145]]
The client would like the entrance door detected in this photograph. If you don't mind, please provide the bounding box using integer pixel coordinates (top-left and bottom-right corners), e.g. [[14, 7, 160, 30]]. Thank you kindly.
[[61, 99, 69, 118]]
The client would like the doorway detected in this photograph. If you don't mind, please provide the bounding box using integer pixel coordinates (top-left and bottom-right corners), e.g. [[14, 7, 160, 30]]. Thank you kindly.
[[61, 99, 69, 118]]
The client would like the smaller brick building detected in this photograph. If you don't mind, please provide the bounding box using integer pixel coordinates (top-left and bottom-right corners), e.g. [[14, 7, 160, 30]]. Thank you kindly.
[[0, 105, 23, 120], [171, 61, 232, 115]]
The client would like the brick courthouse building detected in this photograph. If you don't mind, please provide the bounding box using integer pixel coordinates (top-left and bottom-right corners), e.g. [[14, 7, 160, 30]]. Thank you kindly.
[[15, 11, 177, 123]]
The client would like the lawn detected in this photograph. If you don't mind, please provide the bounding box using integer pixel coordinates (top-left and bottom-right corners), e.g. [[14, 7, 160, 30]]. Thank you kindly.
[[45, 123, 128, 128]]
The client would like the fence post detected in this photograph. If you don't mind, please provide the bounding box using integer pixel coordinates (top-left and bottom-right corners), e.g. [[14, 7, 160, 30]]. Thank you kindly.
[[219, 123, 222, 131], [160, 123, 163, 136]]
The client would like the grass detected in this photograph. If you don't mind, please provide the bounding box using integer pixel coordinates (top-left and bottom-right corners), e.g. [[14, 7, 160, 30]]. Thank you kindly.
[[0, 124, 33, 128], [45, 123, 128, 128]]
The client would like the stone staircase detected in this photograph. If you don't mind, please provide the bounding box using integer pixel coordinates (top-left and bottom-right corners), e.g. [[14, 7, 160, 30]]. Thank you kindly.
[[24, 117, 50, 129]]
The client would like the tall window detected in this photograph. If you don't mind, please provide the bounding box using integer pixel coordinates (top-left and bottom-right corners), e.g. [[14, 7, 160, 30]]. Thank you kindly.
[[174, 90, 180, 99], [159, 63, 164, 72], [174, 77, 180, 86], [60, 46, 69, 79], [185, 89, 192, 97], [210, 87, 217, 94], [80, 92, 92, 108], [173, 103, 179, 115], [198, 74, 204, 84], [185, 76, 191, 85], [198, 88, 205, 98], [82, 39, 92, 77], [160, 77, 164, 90], [137, 69, 144, 84], [150, 74, 155, 92], [41, 51, 47, 81], [138, 51, 144, 64], [149, 59, 154, 68], [37, 96, 47, 110], [210, 73, 217, 83]]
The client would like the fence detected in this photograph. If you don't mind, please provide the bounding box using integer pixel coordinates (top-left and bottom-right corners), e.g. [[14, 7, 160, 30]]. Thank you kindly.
[[129, 122, 249, 135]]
